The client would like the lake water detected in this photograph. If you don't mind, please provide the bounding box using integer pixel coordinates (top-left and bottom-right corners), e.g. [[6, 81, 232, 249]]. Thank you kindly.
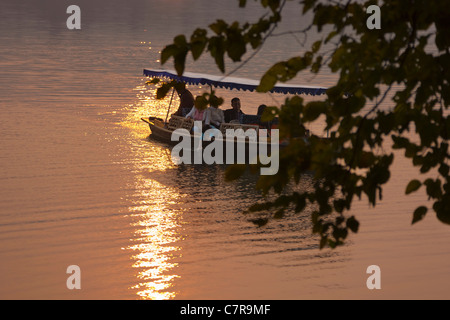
[[0, 0, 449, 300]]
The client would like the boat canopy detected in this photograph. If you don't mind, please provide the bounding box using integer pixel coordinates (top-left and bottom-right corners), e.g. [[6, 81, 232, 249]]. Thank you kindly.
[[143, 69, 327, 96]]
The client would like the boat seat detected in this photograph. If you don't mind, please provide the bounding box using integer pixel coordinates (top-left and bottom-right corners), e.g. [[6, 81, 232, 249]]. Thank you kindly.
[[180, 118, 194, 130], [168, 116, 183, 130], [168, 115, 194, 131], [240, 114, 260, 126], [219, 123, 259, 136]]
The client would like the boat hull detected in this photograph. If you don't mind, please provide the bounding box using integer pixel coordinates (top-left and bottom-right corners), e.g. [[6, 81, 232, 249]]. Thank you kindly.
[[141, 117, 279, 165]]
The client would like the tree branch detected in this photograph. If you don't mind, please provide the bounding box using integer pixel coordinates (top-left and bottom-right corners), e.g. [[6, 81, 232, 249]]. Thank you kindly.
[[221, 0, 288, 79], [348, 84, 393, 169]]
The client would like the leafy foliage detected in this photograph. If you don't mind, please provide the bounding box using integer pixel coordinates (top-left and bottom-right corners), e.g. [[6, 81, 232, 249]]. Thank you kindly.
[[157, 0, 450, 248]]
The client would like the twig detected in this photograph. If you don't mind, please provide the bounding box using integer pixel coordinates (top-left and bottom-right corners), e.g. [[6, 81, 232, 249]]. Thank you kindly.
[[270, 25, 313, 47], [222, 0, 288, 79]]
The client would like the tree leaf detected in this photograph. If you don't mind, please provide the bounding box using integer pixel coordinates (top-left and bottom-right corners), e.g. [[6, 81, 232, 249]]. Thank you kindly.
[[161, 44, 178, 65], [405, 179, 421, 195], [257, 62, 286, 92], [210, 19, 228, 35], [346, 216, 360, 233], [311, 40, 322, 53], [412, 206, 427, 224], [303, 101, 327, 122], [226, 30, 246, 61], [174, 51, 188, 76], [250, 218, 269, 227], [190, 28, 208, 60], [208, 36, 226, 73]]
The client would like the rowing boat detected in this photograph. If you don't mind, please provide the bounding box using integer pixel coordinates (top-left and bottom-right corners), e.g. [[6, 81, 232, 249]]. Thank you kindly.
[[140, 69, 327, 166]]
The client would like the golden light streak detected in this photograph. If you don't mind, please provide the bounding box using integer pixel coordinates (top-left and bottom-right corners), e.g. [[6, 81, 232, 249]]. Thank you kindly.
[[121, 82, 187, 299]]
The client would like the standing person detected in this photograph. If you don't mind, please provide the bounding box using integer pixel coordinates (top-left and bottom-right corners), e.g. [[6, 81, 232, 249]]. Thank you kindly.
[[224, 97, 245, 123], [174, 83, 195, 116]]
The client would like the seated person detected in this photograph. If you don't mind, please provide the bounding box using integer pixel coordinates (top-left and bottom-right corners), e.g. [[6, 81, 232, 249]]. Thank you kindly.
[[185, 105, 206, 122], [257, 104, 267, 117], [185, 104, 206, 134], [205, 103, 224, 130], [257, 104, 270, 130], [173, 83, 195, 116], [224, 97, 245, 123]]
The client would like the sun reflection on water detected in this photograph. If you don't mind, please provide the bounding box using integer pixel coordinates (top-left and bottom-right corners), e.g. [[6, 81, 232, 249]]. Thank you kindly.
[[127, 179, 185, 299], [123, 83, 187, 299]]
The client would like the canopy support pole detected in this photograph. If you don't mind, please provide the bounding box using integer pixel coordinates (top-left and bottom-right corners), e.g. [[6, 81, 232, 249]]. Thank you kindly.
[[164, 88, 176, 124]]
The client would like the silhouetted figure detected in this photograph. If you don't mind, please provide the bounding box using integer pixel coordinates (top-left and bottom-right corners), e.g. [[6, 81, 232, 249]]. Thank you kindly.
[[257, 104, 270, 130], [205, 103, 224, 130], [174, 84, 195, 116], [224, 97, 245, 123]]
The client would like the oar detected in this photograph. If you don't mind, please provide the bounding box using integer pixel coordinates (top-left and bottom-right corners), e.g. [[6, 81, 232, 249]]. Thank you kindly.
[[141, 117, 151, 124]]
